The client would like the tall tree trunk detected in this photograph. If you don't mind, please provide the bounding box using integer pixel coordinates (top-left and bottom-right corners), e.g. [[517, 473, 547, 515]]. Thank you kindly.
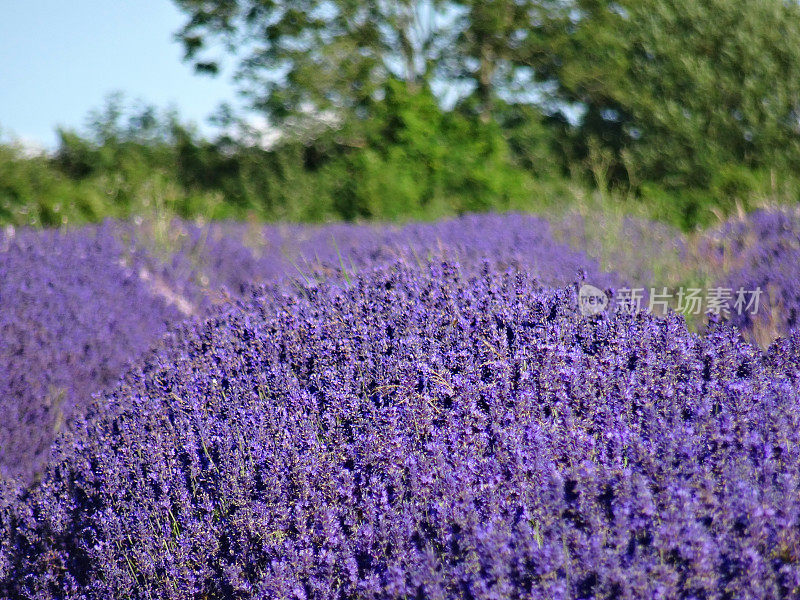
[[478, 43, 495, 122]]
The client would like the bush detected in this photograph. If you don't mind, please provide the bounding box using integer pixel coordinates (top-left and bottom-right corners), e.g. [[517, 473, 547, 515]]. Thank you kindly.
[[4, 261, 800, 598]]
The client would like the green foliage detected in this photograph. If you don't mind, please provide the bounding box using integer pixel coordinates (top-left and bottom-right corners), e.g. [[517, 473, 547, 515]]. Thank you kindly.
[[10, 0, 800, 230], [173, 0, 456, 123], [168, 0, 800, 229], [0, 89, 563, 227], [637, 166, 791, 231], [0, 142, 106, 226], [527, 0, 800, 190], [323, 79, 542, 220], [172, 0, 542, 125], [0, 96, 229, 227]]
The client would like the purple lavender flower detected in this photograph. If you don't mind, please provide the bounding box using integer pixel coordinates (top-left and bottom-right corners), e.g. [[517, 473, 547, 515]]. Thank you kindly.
[[1, 214, 619, 483], [2, 260, 798, 599], [702, 208, 800, 344]]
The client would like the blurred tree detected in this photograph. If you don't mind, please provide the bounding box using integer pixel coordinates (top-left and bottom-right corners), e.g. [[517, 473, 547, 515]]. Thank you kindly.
[[326, 77, 538, 219], [172, 0, 551, 124], [173, 0, 461, 123], [522, 0, 800, 189], [174, 0, 800, 193], [448, 0, 541, 121]]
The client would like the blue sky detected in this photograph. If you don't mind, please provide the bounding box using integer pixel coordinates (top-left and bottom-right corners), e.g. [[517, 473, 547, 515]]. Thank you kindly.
[[0, 1, 238, 149]]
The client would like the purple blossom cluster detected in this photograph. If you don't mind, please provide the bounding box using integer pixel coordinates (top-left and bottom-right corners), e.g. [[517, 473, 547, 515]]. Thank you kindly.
[[703, 208, 800, 343], [0, 224, 185, 482], [3, 261, 800, 599], [5, 209, 800, 598], [0, 215, 615, 483], [148, 213, 619, 297]]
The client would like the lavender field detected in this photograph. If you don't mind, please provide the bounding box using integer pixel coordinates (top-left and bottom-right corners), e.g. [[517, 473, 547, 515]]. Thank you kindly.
[[2, 209, 800, 599]]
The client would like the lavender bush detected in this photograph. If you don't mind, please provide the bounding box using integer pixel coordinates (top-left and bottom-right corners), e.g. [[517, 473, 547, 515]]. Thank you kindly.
[[140, 213, 620, 296], [4, 209, 800, 598], [0, 224, 185, 482], [701, 207, 800, 345], [1, 215, 615, 483], [3, 261, 799, 599]]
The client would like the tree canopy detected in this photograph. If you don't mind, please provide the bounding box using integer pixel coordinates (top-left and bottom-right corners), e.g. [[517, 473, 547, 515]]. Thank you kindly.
[[5, 1, 800, 229], [173, 0, 546, 122], [526, 0, 800, 187], [174, 0, 800, 191]]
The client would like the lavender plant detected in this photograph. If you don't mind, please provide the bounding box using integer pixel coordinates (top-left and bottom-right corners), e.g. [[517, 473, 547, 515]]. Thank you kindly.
[[6, 209, 800, 598], [702, 207, 800, 345], [0, 223, 185, 482], [1, 214, 617, 485], [3, 261, 799, 599], [143, 213, 620, 296]]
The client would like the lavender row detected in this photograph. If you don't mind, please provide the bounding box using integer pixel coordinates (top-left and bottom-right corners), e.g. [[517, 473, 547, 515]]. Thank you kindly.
[[0, 215, 616, 483], [2, 262, 799, 598], [0, 224, 186, 481], [702, 208, 800, 346]]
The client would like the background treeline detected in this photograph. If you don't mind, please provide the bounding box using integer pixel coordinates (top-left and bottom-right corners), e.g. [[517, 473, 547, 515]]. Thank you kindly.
[[4, 0, 800, 230]]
